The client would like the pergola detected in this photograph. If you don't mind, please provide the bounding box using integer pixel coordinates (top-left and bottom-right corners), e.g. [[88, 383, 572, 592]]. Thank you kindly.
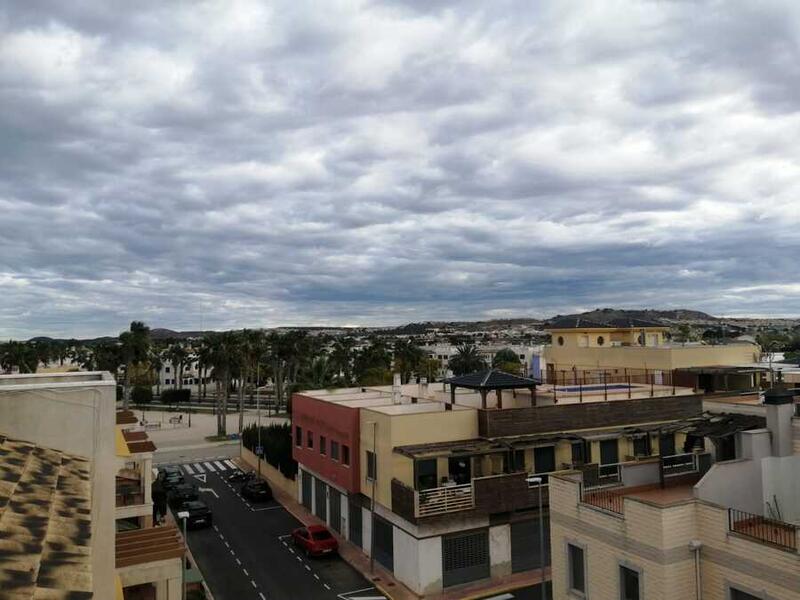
[[445, 369, 539, 409]]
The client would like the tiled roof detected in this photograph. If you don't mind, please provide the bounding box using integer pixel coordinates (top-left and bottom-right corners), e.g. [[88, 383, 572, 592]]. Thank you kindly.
[[0, 434, 93, 599], [445, 369, 539, 390]]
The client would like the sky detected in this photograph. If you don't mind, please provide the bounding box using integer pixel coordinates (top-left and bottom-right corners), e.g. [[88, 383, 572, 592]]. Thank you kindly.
[[1, 1, 800, 339]]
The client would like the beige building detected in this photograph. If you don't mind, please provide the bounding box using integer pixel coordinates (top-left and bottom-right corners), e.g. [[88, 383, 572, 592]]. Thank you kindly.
[[0, 372, 184, 600], [549, 387, 800, 600]]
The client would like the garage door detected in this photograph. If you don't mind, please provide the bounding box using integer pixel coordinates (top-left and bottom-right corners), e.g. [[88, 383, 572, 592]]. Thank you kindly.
[[373, 515, 394, 572], [442, 529, 490, 587], [301, 471, 312, 511], [314, 477, 328, 521], [349, 498, 362, 548], [511, 515, 550, 573], [329, 488, 341, 532]]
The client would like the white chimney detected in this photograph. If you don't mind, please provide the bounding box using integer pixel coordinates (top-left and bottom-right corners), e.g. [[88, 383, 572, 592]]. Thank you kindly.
[[764, 388, 796, 457], [392, 373, 402, 404]]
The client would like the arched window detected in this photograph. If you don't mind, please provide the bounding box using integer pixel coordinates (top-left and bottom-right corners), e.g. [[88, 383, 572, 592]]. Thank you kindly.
[[557, 336, 565, 346], [597, 336, 605, 346]]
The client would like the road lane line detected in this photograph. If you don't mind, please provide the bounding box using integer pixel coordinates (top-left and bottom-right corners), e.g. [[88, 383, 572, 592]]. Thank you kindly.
[[203, 462, 216, 472], [193, 462, 205, 473], [182, 464, 195, 474], [313, 574, 319, 580], [214, 460, 227, 470], [259, 593, 266, 600], [251, 580, 257, 588], [243, 569, 249, 576], [324, 583, 331, 590]]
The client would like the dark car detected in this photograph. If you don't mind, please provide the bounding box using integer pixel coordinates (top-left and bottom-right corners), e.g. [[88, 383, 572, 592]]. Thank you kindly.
[[179, 500, 213, 529], [228, 469, 253, 483], [168, 483, 199, 509], [241, 479, 272, 502], [292, 525, 338, 557], [160, 471, 184, 491]]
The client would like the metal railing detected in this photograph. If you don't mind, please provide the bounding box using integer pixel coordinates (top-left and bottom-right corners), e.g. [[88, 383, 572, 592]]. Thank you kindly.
[[416, 483, 473, 518], [598, 463, 622, 486], [728, 508, 798, 552], [581, 485, 624, 514], [662, 453, 698, 477]]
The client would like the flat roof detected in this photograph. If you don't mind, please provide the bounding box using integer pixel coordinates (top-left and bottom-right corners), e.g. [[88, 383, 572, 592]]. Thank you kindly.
[[364, 402, 473, 416], [0, 371, 115, 390], [0, 433, 93, 597]]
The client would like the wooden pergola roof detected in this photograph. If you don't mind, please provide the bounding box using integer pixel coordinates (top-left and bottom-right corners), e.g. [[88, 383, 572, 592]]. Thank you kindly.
[[116, 526, 184, 568], [445, 369, 539, 409]]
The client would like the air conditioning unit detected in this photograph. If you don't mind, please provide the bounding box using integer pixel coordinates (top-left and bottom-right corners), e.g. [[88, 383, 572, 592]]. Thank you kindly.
[[610, 341, 623, 347]]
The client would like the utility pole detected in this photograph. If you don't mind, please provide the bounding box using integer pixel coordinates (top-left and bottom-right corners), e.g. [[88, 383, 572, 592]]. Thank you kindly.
[[369, 421, 377, 574]]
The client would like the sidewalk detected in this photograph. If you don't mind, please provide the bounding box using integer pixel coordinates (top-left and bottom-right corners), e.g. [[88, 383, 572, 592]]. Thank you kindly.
[[234, 458, 551, 600]]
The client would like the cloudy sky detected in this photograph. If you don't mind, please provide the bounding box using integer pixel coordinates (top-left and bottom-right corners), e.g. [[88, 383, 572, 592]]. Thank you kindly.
[[1, 1, 799, 338]]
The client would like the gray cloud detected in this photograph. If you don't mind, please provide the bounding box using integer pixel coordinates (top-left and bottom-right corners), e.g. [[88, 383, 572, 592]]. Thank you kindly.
[[1, 0, 799, 338]]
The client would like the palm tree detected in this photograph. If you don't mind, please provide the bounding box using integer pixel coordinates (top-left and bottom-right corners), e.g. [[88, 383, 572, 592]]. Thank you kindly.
[[166, 343, 188, 390], [119, 321, 152, 408], [448, 344, 487, 376], [238, 330, 266, 434], [206, 332, 238, 436], [149, 348, 164, 396], [329, 338, 356, 385], [393, 338, 424, 383], [299, 356, 334, 389]]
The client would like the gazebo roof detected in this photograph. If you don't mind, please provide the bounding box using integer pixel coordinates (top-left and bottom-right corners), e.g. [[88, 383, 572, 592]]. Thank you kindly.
[[445, 369, 539, 390]]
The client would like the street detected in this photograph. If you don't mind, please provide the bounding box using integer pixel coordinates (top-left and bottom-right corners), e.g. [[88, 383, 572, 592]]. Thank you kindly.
[[166, 458, 385, 600]]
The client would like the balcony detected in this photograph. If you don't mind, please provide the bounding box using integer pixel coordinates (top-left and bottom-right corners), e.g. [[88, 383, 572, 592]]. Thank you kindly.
[[728, 509, 798, 552], [116, 476, 145, 507], [391, 472, 551, 522]]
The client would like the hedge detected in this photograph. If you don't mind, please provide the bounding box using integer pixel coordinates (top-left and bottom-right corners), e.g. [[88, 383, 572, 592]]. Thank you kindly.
[[132, 386, 153, 404], [242, 423, 297, 479], [160, 388, 191, 405]]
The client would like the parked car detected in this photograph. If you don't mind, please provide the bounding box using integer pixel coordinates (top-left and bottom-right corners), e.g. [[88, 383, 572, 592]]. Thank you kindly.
[[160, 471, 184, 491], [240, 479, 272, 502], [292, 525, 338, 557], [180, 500, 213, 529], [168, 483, 199, 509], [228, 469, 253, 483]]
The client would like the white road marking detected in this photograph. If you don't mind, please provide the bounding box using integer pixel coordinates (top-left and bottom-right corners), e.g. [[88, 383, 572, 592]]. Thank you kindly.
[[193, 462, 205, 473], [198, 486, 218, 498], [203, 461, 216, 472], [193, 473, 207, 483], [236, 558, 241, 565], [338, 587, 385, 600], [304, 565, 311, 571], [296, 555, 302, 562], [214, 460, 227, 471], [224, 541, 230, 548], [251, 580, 257, 588], [225, 459, 237, 469], [289, 548, 295, 554], [252, 505, 283, 512], [324, 584, 331, 590], [259, 593, 266, 600], [313, 573, 320, 580], [213, 525, 219, 531], [243, 568, 249, 576], [182, 464, 195, 474]]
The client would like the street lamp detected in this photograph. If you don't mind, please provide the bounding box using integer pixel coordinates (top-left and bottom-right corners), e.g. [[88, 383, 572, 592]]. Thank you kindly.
[[177, 510, 189, 600], [367, 421, 377, 574], [526, 475, 546, 600], [256, 364, 262, 477]]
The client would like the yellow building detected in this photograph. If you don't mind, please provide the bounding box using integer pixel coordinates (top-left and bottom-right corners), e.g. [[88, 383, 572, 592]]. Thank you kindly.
[[549, 388, 800, 600], [543, 317, 762, 391]]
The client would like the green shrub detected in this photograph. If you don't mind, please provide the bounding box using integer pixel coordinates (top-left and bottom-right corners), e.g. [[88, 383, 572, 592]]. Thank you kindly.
[[160, 388, 191, 405], [132, 386, 153, 404]]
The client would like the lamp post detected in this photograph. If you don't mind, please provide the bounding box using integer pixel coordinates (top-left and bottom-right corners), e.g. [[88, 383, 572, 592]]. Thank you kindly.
[[257, 364, 262, 477], [177, 510, 189, 600], [526, 475, 546, 600]]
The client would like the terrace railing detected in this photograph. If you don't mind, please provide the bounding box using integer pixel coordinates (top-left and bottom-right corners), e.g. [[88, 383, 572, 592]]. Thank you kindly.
[[728, 508, 798, 552], [581, 485, 624, 515], [417, 483, 473, 518], [661, 453, 698, 477]]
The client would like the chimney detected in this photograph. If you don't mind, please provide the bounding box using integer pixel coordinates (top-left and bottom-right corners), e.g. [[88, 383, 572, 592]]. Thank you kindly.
[[418, 377, 428, 400], [392, 373, 402, 405], [764, 387, 796, 457]]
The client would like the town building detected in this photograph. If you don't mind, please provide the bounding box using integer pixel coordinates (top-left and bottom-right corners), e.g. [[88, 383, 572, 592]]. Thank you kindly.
[[421, 344, 544, 378], [0, 372, 184, 600], [291, 372, 711, 597], [549, 387, 800, 600]]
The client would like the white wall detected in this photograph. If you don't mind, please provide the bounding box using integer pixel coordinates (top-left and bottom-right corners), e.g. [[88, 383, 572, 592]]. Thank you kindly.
[[489, 524, 512, 578], [761, 455, 800, 525], [418, 536, 443, 595], [393, 526, 420, 592], [361, 506, 372, 557], [695, 458, 763, 514]]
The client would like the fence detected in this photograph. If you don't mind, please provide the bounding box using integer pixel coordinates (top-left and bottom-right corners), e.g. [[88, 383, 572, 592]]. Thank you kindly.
[[728, 508, 798, 552], [417, 483, 474, 518], [581, 486, 624, 515], [544, 367, 678, 401]]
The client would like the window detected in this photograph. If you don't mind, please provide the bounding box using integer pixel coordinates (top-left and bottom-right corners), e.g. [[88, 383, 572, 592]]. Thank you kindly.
[[512, 449, 526, 472], [165, 367, 170, 373], [659, 433, 675, 456], [567, 543, 586, 594], [600, 439, 619, 465], [342, 445, 350, 466], [307, 431, 314, 449], [597, 335, 605, 346], [620, 565, 640, 600], [557, 336, 565, 346], [320, 436, 326, 455], [415, 459, 437, 490], [633, 436, 651, 457], [534, 446, 556, 474], [331, 441, 340, 461], [730, 588, 761, 600], [366, 450, 376, 481], [571, 442, 586, 466], [295, 426, 302, 447]]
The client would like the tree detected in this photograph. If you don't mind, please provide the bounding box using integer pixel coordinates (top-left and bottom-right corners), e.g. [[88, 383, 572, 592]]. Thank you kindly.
[[149, 348, 164, 396], [298, 356, 334, 390], [492, 348, 522, 375], [354, 338, 392, 385], [0, 341, 39, 374], [673, 324, 696, 344], [119, 321, 152, 409], [393, 338, 424, 383], [329, 338, 356, 386], [166, 343, 188, 390], [206, 332, 239, 436], [448, 344, 487, 376]]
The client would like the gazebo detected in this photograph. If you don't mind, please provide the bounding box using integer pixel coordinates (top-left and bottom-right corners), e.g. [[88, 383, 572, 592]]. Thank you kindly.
[[444, 369, 539, 409]]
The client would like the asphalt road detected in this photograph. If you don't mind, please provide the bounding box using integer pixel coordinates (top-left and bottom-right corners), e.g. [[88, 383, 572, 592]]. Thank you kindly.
[[167, 460, 384, 600]]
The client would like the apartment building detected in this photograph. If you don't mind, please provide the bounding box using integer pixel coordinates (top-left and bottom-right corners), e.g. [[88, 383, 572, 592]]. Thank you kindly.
[[421, 344, 544, 378], [543, 318, 763, 392], [292, 372, 711, 597], [0, 372, 184, 600], [549, 387, 800, 600]]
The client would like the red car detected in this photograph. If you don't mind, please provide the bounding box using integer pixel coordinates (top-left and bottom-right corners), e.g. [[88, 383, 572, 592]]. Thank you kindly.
[[292, 525, 338, 557]]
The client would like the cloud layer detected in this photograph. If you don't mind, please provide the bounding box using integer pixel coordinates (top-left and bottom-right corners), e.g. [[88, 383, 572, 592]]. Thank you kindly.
[[1, 0, 799, 338]]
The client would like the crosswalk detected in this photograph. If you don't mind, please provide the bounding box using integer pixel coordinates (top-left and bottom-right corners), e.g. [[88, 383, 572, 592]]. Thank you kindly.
[[180, 459, 238, 475]]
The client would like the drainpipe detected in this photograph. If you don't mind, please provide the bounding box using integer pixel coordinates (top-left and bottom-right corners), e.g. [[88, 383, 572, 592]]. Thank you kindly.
[[689, 540, 702, 600]]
